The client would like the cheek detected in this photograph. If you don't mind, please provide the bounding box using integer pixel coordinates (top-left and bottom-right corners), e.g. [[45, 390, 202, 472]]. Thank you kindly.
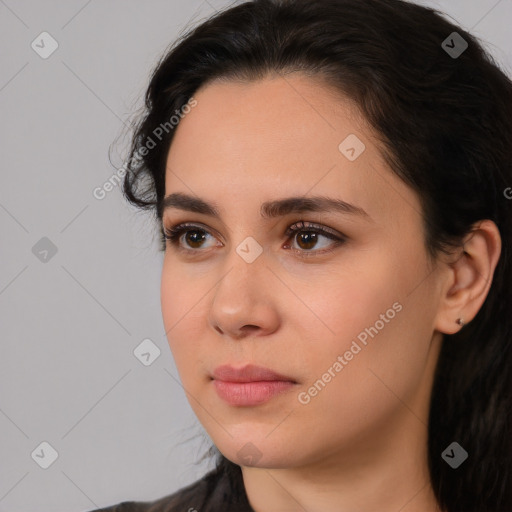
[[291, 253, 423, 389], [160, 259, 206, 377], [296, 268, 434, 427], [294, 259, 399, 350]]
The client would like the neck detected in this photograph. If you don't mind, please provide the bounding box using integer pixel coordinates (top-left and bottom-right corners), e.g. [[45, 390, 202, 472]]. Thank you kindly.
[[241, 417, 442, 512]]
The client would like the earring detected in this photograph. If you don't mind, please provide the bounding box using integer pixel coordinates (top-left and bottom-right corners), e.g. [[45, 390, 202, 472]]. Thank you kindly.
[[456, 317, 465, 327]]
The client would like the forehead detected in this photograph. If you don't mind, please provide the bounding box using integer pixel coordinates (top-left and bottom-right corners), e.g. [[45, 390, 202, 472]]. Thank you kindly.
[[164, 75, 422, 227]]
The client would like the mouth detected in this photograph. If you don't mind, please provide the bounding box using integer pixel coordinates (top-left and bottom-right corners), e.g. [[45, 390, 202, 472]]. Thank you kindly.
[[211, 364, 298, 406]]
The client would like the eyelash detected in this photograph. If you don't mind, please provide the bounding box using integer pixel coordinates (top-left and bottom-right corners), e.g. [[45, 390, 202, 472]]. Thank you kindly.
[[162, 220, 346, 259]]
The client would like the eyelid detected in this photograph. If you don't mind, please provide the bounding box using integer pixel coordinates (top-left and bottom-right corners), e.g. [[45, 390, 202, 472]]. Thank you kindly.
[[162, 222, 222, 253], [283, 220, 346, 257], [162, 220, 346, 256], [284, 220, 344, 240]]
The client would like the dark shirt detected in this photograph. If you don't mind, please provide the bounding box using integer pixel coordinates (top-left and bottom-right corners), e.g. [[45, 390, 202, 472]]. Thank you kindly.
[[91, 466, 255, 512]]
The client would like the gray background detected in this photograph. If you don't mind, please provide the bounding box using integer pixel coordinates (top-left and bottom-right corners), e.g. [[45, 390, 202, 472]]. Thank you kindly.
[[0, 1, 510, 511]]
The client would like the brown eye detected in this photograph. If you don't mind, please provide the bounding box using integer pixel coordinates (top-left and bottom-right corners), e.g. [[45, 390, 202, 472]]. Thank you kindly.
[[295, 231, 320, 250], [163, 223, 218, 252], [284, 221, 346, 257], [162, 220, 346, 258], [183, 230, 207, 248]]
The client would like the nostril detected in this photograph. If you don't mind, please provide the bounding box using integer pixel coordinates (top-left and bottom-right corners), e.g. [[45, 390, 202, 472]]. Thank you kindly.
[[240, 325, 260, 335]]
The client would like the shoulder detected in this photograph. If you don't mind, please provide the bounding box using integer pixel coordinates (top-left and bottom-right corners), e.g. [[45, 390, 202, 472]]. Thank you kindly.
[[89, 466, 253, 512]]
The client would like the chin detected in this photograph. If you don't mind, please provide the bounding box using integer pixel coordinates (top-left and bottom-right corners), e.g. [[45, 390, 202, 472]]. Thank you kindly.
[[214, 432, 303, 469]]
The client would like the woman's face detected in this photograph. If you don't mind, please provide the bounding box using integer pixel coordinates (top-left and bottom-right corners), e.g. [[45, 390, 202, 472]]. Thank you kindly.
[[161, 74, 446, 469]]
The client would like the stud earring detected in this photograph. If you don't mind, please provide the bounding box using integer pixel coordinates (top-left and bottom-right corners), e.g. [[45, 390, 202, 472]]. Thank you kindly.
[[456, 317, 465, 327]]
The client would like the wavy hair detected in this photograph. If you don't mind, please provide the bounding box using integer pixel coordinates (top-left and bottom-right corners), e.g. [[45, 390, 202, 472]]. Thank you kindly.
[[119, 0, 512, 509]]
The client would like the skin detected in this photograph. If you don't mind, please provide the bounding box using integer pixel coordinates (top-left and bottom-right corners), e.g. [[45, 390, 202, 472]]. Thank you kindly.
[[160, 74, 501, 512]]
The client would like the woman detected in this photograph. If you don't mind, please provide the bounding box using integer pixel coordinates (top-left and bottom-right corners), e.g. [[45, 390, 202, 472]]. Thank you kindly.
[[94, 0, 512, 510]]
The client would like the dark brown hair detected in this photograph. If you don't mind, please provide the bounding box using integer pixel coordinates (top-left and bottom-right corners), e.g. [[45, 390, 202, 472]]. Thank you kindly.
[[119, 0, 512, 509]]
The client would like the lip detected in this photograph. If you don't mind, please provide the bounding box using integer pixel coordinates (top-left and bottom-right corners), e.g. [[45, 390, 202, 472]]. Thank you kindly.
[[211, 364, 297, 406], [212, 364, 296, 383]]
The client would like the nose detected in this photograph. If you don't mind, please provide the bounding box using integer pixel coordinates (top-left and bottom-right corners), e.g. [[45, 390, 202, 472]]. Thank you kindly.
[[208, 249, 280, 340]]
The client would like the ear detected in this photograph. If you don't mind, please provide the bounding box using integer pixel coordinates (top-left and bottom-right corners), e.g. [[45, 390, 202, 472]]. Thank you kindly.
[[434, 220, 501, 335]]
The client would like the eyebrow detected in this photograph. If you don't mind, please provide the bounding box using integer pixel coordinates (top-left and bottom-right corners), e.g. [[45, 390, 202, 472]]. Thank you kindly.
[[162, 192, 371, 221]]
